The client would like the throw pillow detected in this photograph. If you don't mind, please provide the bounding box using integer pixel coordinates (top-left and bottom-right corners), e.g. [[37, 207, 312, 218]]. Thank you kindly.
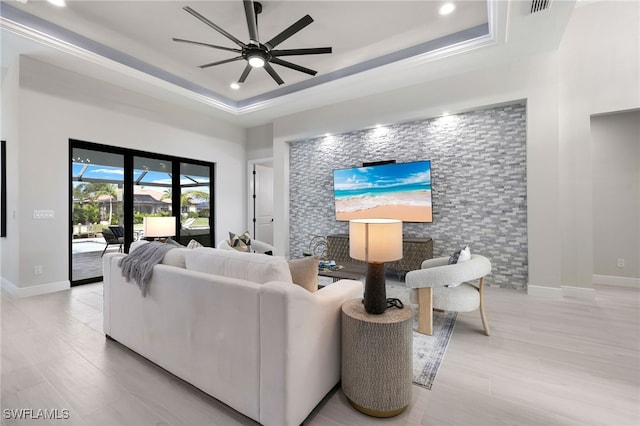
[[228, 231, 252, 252], [164, 237, 184, 247], [448, 246, 471, 264], [288, 256, 319, 293], [129, 240, 149, 252], [187, 239, 203, 249], [448, 250, 461, 264], [446, 246, 471, 287], [458, 246, 471, 263]]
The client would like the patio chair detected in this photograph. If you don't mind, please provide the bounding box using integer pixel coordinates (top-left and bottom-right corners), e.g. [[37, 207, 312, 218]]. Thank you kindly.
[[182, 217, 197, 229], [101, 227, 124, 256]]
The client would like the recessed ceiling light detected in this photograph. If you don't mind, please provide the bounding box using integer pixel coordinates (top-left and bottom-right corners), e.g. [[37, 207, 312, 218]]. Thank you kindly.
[[230, 82, 240, 90], [47, 0, 67, 7], [439, 3, 456, 15]]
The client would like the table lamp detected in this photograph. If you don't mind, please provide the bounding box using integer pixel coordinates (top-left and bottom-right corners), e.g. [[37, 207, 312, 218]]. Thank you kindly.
[[349, 218, 403, 314], [143, 216, 176, 241]]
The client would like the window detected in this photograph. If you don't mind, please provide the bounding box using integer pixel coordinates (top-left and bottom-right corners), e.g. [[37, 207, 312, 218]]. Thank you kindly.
[[70, 140, 215, 285]]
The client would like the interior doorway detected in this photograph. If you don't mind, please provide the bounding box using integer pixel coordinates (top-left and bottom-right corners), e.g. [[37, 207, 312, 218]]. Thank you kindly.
[[249, 159, 274, 245]]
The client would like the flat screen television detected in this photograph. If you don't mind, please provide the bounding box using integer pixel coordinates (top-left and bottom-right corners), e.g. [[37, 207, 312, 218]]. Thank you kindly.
[[332, 160, 432, 222]]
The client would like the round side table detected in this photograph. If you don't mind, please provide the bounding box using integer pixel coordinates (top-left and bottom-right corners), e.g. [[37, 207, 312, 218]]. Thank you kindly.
[[341, 298, 413, 417]]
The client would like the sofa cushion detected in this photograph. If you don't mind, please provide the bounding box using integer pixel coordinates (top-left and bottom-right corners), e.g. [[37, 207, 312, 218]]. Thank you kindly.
[[164, 237, 184, 247], [185, 247, 293, 284], [129, 240, 189, 268], [288, 256, 319, 292], [162, 247, 191, 269], [129, 240, 149, 252]]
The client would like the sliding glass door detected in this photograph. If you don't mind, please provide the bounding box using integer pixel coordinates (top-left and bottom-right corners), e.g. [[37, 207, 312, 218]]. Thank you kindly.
[[71, 148, 124, 283], [70, 140, 214, 285], [178, 162, 212, 246]]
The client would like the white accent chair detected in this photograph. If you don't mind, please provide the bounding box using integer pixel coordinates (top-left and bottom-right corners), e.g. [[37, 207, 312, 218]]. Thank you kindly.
[[217, 238, 276, 255], [405, 254, 492, 336]]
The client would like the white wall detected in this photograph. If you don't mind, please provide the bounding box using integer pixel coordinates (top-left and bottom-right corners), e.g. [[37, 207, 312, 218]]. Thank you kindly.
[[247, 123, 274, 161], [1, 56, 246, 296], [0, 55, 20, 289], [591, 110, 640, 280], [557, 0, 640, 289], [251, 0, 640, 294]]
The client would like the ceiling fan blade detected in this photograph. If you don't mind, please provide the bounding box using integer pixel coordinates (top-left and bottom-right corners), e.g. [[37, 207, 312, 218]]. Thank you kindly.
[[183, 6, 246, 49], [270, 58, 317, 76], [198, 56, 244, 69], [271, 47, 332, 57], [263, 62, 285, 85], [172, 38, 242, 53], [264, 15, 314, 50], [238, 63, 252, 83], [243, 0, 260, 45]]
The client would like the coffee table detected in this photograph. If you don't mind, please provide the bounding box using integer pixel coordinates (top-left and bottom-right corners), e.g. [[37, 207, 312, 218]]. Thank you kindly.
[[318, 262, 367, 283]]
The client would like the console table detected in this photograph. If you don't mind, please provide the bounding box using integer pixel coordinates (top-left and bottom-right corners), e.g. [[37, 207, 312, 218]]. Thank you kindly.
[[326, 234, 433, 276]]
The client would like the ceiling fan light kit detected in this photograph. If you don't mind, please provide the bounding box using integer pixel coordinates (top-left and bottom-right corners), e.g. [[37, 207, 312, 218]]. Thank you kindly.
[[247, 51, 266, 68], [174, 0, 333, 86]]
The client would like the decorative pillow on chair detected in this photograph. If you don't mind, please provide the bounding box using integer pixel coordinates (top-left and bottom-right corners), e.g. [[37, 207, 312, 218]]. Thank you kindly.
[[228, 231, 252, 252], [458, 246, 471, 262], [447, 246, 471, 287], [448, 246, 471, 264], [288, 256, 319, 293]]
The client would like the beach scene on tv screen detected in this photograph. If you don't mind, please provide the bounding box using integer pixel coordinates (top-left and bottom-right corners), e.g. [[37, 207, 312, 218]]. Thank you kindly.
[[333, 160, 432, 222]]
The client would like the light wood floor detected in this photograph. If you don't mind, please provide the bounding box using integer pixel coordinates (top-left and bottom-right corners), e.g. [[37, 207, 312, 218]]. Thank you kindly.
[[1, 283, 638, 425]]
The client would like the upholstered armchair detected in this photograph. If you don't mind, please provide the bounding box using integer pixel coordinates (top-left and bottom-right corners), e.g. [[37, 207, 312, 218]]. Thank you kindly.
[[405, 254, 492, 336]]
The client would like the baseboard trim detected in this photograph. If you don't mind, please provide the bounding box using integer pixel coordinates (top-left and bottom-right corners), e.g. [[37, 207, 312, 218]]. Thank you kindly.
[[1, 277, 18, 298], [527, 285, 563, 299], [592, 274, 640, 289], [1, 278, 70, 298], [561, 285, 596, 299]]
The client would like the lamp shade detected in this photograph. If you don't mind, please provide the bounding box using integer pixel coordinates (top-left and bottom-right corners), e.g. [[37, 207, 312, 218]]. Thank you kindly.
[[143, 216, 176, 238], [349, 219, 403, 263]]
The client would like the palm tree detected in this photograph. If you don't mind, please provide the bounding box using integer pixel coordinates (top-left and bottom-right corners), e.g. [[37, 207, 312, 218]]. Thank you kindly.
[[76, 183, 118, 223], [162, 189, 209, 212]]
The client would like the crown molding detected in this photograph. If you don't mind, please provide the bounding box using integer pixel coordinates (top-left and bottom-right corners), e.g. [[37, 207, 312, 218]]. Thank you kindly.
[[1, 1, 501, 118]]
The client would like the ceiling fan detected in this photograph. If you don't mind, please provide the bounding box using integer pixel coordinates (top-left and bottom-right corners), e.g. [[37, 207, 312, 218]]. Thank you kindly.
[[173, 0, 333, 86]]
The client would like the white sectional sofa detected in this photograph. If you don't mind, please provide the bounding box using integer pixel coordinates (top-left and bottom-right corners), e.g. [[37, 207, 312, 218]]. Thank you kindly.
[[103, 247, 362, 426]]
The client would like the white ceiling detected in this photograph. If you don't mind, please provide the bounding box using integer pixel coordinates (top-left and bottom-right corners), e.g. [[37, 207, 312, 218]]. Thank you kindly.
[[0, 0, 577, 126]]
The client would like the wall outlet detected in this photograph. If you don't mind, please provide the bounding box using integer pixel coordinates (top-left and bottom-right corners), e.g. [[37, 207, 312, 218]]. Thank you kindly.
[[33, 265, 43, 275], [617, 258, 625, 268]]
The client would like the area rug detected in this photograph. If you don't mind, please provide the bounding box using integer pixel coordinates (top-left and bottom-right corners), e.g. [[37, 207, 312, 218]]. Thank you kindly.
[[412, 310, 457, 389]]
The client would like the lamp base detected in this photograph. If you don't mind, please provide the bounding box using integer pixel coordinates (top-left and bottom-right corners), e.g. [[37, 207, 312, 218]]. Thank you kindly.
[[364, 262, 387, 314]]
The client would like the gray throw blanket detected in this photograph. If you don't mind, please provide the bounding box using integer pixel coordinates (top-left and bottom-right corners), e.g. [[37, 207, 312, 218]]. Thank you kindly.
[[118, 242, 175, 297]]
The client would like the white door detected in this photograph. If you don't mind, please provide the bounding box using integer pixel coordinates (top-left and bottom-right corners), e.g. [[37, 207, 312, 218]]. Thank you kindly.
[[253, 163, 274, 245]]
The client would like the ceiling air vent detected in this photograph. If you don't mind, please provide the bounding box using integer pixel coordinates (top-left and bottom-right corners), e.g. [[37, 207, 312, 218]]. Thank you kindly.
[[530, 0, 551, 13]]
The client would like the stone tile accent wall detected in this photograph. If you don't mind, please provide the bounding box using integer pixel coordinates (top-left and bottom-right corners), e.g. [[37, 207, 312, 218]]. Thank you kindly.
[[289, 103, 528, 289]]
